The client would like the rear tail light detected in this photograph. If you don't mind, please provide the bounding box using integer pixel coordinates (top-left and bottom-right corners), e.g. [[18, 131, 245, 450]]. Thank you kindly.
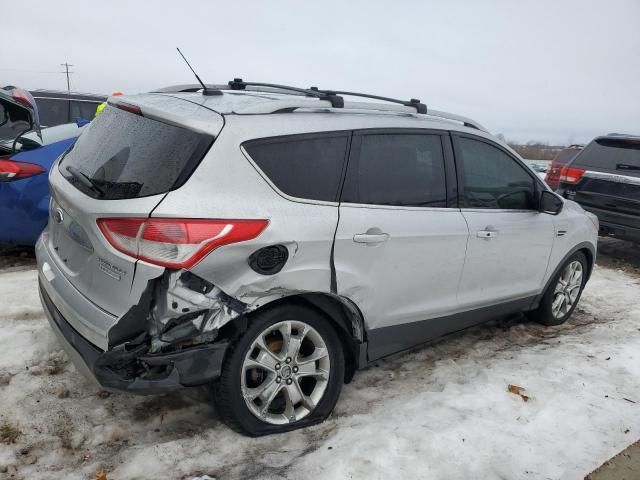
[[559, 166, 586, 184], [97, 218, 269, 268], [0, 158, 45, 181]]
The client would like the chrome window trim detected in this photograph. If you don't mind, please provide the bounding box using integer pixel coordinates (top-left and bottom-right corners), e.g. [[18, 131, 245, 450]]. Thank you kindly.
[[583, 170, 640, 186]]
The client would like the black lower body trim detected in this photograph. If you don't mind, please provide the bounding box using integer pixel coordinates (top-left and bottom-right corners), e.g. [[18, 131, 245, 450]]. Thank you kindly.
[[367, 296, 535, 361], [40, 281, 228, 394]]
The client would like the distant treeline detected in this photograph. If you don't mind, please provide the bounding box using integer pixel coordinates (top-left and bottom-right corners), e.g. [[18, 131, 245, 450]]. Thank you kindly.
[[508, 143, 564, 160], [495, 135, 566, 160]]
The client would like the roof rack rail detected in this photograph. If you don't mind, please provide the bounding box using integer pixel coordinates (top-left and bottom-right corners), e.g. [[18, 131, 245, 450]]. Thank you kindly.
[[310, 87, 427, 114], [228, 78, 344, 108], [425, 109, 487, 132]]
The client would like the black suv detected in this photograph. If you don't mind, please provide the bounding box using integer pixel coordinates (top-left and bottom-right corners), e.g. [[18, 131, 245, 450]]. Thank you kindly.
[[557, 134, 640, 243], [0, 89, 106, 140]]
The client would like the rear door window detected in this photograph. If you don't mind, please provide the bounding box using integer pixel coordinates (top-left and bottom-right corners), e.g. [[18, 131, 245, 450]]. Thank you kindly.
[[573, 138, 640, 175], [455, 136, 537, 210], [244, 133, 349, 202], [342, 133, 447, 207], [59, 104, 213, 199]]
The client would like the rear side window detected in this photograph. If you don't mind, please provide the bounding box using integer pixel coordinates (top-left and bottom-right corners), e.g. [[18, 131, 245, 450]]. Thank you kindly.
[[342, 133, 447, 207], [456, 136, 537, 210], [244, 134, 349, 202], [573, 138, 640, 174], [59, 105, 213, 200]]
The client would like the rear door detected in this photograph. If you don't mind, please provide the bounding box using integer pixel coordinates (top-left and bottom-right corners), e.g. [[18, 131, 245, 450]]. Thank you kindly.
[[334, 129, 469, 359], [452, 133, 555, 308], [561, 137, 640, 235], [47, 98, 220, 318]]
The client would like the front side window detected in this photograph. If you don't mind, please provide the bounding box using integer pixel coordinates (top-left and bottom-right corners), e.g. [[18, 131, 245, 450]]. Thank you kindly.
[[343, 133, 447, 207], [244, 134, 349, 202], [457, 136, 537, 210]]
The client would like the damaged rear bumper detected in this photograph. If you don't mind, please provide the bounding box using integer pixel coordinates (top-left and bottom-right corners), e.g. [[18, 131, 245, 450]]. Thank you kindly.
[[39, 282, 228, 394]]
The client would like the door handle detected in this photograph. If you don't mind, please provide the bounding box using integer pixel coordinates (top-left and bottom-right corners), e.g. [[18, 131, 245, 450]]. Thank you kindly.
[[477, 230, 498, 239], [353, 233, 390, 244]]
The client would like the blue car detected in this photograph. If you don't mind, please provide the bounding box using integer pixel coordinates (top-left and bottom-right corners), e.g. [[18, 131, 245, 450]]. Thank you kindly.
[[0, 123, 85, 246]]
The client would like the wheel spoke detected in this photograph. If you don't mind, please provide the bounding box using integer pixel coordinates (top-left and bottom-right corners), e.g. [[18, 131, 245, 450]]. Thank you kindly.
[[288, 325, 309, 360], [292, 379, 316, 411], [243, 377, 275, 401], [244, 351, 279, 373], [260, 381, 283, 417], [297, 347, 328, 366], [277, 322, 292, 359], [282, 385, 297, 422], [256, 335, 285, 362], [551, 293, 564, 316]]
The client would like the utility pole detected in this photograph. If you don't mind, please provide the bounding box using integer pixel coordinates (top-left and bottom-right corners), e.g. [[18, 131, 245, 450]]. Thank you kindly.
[[60, 62, 74, 93]]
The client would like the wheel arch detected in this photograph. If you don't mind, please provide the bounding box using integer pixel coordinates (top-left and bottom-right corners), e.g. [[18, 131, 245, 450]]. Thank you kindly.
[[531, 241, 596, 310], [220, 291, 367, 383]]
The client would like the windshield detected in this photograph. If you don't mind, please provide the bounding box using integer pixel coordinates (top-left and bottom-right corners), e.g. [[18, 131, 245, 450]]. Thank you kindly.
[[59, 104, 213, 200]]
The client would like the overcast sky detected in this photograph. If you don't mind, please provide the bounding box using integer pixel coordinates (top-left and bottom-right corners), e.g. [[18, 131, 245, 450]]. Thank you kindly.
[[2, 0, 639, 144]]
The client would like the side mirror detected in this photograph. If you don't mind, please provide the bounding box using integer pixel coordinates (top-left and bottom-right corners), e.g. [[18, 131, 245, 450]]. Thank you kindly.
[[539, 190, 563, 215]]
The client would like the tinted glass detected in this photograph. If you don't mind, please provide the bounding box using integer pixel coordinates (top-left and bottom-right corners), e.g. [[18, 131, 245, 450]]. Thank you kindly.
[[344, 134, 446, 207], [70, 100, 100, 121], [245, 135, 348, 202], [554, 148, 581, 165], [457, 137, 536, 209], [36, 98, 70, 127], [573, 138, 640, 175], [59, 105, 212, 200]]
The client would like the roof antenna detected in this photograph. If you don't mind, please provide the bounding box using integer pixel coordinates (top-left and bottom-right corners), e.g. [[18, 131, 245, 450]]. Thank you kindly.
[[176, 48, 221, 96]]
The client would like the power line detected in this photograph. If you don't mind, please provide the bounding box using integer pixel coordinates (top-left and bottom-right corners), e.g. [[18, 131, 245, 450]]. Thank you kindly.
[[60, 62, 74, 93], [0, 68, 62, 74]]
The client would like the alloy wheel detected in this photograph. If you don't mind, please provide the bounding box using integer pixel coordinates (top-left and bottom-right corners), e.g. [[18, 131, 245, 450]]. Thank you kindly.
[[551, 260, 583, 319], [241, 320, 330, 425]]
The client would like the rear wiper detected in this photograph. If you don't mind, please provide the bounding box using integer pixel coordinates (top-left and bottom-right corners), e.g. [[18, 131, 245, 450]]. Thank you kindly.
[[616, 163, 640, 171], [65, 166, 105, 197]]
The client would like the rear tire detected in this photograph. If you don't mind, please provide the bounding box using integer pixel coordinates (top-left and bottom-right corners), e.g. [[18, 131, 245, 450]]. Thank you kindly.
[[214, 303, 344, 436], [529, 251, 588, 326]]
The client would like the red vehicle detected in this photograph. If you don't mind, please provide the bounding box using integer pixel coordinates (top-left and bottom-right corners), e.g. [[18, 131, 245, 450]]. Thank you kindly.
[[545, 144, 583, 190]]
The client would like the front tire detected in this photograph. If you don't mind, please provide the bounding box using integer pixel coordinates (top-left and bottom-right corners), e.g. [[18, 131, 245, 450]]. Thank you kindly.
[[215, 303, 344, 436], [530, 251, 588, 326]]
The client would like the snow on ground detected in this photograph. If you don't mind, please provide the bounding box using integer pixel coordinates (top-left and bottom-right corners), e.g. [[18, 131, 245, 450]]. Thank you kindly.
[[0, 263, 639, 480]]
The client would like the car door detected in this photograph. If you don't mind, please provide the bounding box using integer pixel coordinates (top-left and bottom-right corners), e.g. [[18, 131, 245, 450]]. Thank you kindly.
[[333, 129, 470, 359], [452, 133, 555, 309]]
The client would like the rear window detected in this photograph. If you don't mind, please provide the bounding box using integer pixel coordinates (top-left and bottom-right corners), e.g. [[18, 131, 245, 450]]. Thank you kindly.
[[553, 148, 581, 165], [59, 105, 213, 200], [244, 133, 349, 202], [574, 138, 640, 173]]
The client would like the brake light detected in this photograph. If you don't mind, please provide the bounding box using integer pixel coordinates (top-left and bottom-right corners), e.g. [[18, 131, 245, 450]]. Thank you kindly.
[[110, 101, 142, 116], [97, 218, 269, 268], [0, 158, 45, 181], [559, 166, 586, 184]]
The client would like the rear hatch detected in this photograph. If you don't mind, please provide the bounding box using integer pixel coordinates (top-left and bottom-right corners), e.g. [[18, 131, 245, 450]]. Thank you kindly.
[[561, 136, 640, 227], [47, 94, 222, 318]]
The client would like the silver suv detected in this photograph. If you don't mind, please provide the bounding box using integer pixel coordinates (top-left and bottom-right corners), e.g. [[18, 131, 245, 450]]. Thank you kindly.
[[36, 80, 598, 436]]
